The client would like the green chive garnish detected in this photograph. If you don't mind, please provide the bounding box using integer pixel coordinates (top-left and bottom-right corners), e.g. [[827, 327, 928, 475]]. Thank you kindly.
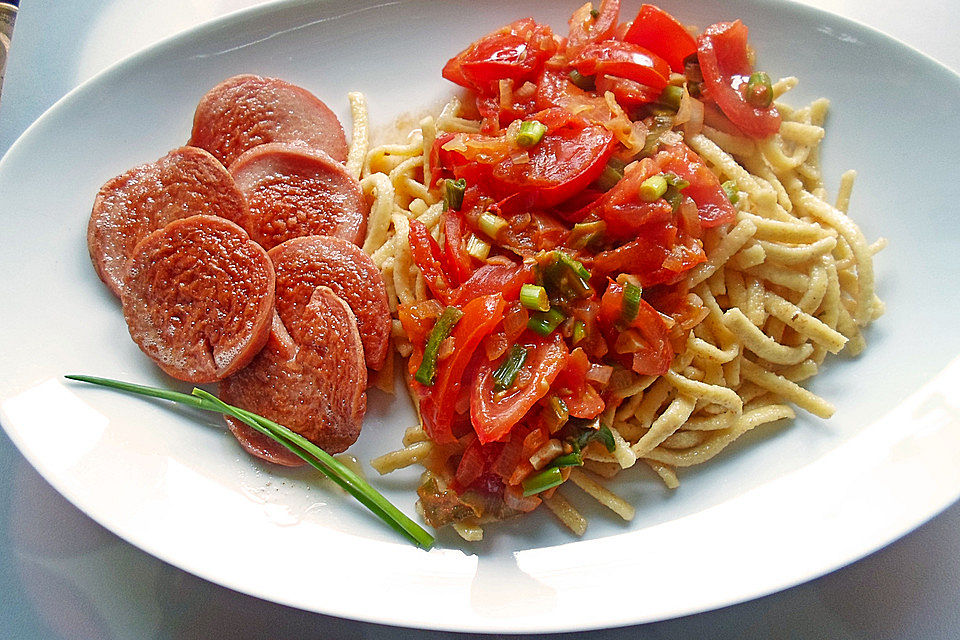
[[414, 306, 463, 386], [478, 211, 508, 240], [639, 174, 668, 202], [621, 282, 642, 324], [572, 320, 586, 345], [64, 375, 434, 549], [516, 120, 547, 147], [520, 284, 550, 312], [528, 307, 566, 336], [569, 69, 596, 91], [722, 180, 740, 205], [746, 71, 774, 108], [492, 345, 528, 392], [656, 84, 684, 112], [540, 251, 592, 300], [443, 178, 466, 211], [522, 465, 564, 496], [568, 220, 607, 249]]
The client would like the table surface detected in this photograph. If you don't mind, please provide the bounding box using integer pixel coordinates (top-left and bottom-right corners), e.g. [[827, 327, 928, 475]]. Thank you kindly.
[[2, 1, 959, 638]]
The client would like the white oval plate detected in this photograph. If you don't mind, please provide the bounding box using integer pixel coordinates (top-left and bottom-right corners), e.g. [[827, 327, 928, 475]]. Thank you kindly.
[[2, 0, 959, 632]]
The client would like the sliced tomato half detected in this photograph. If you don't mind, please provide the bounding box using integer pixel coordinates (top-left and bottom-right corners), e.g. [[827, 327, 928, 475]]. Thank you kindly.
[[598, 280, 673, 375], [623, 4, 697, 72]]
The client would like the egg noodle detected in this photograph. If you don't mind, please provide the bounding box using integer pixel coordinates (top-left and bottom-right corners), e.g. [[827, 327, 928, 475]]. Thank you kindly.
[[351, 76, 884, 541]]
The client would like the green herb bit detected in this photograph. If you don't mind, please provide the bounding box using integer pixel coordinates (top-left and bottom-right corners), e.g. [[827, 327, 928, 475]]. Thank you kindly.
[[443, 177, 466, 211], [516, 120, 547, 147], [63, 375, 434, 549], [621, 282, 642, 324], [589, 7, 600, 18], [493, 345, 529, 392], [528, 307, 566, 336], [656, 84, 683, 112], [568, 220, 607, 249], [572, 420, 616, 453], [478, 211, 508, 240], [522, 465, 564, 496], [746, 71, 773, 108], [595, 159, 625, 191], [639, 174, 668, 202], [569, 69, 596, 91], [722, 180, 740, 205], [414, 306, 463, 386], [641, 114, 674, 157], [465, 233, 491, 260], [520, 284, 550, 312], [572, 320, 586, 345], [542, 396, 570, 432], [663, 173, 689, 190], [540, 250, 592, 300]]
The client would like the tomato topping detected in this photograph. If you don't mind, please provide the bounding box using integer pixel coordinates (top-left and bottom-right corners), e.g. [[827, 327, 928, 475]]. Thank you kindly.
[[453, 262, 534, 306], [443, 210, 473, 285], [554, 347, 605, 418], [598, 281, 673, 375], [592, 220, 705, 287], [623, 4, 697, 72], [582, 157, 674, 237], [655, 142, 737, 227], [442, 18, 558, 94], [571, 41, 671, 91], [437, 108, 616, 209], [418, 294, 506, 443], [408, 219, 454, 304], [697, 20, 781, 139], [566, 0, 621, 57], [470, 332, 569, 444]]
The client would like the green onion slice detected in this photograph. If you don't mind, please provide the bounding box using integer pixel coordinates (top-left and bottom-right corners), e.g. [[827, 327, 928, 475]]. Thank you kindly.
[[568, 220, 607, 249], [493, 345, 529, 391], [721, 180, 740, 204], [478, 211, 508, 240], [568, 69, 596, 91], [656, 84, 684, 112], [746, 71, 774, 108], [528, 307, 566, 337], [64, 375, 434, 549], [516, 120, 547, 147], [639, 174, 668, 202], [621, 282, 642, 324], [540, 251, 592, 300], [522, 466, 564, 496], [520, 284, 550, 312], [443, 178, 466, 211], [414, 306, 463, 386], [572, 320, 586, 345]]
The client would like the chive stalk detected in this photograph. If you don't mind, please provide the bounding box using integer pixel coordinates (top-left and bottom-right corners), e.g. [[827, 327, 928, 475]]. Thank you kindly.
[[540, 251, 592, 300], [572, 320, 586, 345], [478, 211, 508, 240], [64, 375, 434, 549], [568, 220, 607, 248], [721, 180, 740, 205], [443, 178, 466, 211], [528, 307, 566, 336], [745, 71, 773, 108], [492, 345, 528, 391], [568, 69, 596, 91], [414, 306, 463, 386], [519, 284, 550, 312], [522, 466, 564, 496], [465, 233, 491, 260], [656, 84, 683, 111], [621, 282, 642, 324], [516, 120, 547, 147], [639, 174, 668, 202]]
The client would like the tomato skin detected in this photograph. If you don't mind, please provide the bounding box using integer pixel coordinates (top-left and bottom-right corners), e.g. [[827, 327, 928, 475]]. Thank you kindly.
[[594, 74, 662, 109], [408, 219, 454, 304], [442, 18, 558, 93], [697, 20, 781, 139], [436, 108, 616, 210], [598, 281, 674, 375], [591, 220, 705, 287], [571, 41, 671, 91], [452, 262, 534, 306], [567, 0, 621, 57], [418, 294, 507, 444], [554, 347, 605, 419], [443, 210, 473, 286], [470, 332, 569, 444], [623, 4, 697, 72], [655, 142, 737, 228], [582, 157, 674, 238]]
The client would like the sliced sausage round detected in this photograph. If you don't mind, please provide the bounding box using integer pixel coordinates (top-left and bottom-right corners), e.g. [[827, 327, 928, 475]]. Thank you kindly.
[[228, 143, 366, 250], [121, 215, 274, 383], [269, 235, 391, 370], [88, 146, 247, 298], [221, 286, 367, 460], [189, 74, 348, 168]]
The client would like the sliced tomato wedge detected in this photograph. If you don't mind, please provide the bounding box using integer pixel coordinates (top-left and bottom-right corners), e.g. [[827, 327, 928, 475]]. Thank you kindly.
[[580, 157, 674, 237], [567, 0, 621, 57], [408, 218, 454, 304], [655, 142, 737, 227], [592, 220, 705, 286], [452, 262, 534, 306], [443, 210, 473, 286], [554, 347, 605, 418], [697, 20, 781, 139], [598, 280, 673, 375], [470, 332, 569, 444], [436, 107, 616, 209], [418, 294, 506, 443], [442, 18, 558, 94], [623, 4, 697, 72], [571, 40, 671, 91]]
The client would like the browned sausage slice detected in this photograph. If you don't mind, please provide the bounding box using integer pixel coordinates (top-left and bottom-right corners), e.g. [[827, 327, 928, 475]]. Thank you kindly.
[[88, 146, 247, 298], [121, 215, 274, 383], [189, 74, 348, 168], [228, 143, 366, 250], [269, 235, 390, 370], [221, 286, 367, 460]]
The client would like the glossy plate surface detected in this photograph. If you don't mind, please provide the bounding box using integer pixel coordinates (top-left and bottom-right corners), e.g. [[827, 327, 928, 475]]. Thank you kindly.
[[1, 0, 959, 632]]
